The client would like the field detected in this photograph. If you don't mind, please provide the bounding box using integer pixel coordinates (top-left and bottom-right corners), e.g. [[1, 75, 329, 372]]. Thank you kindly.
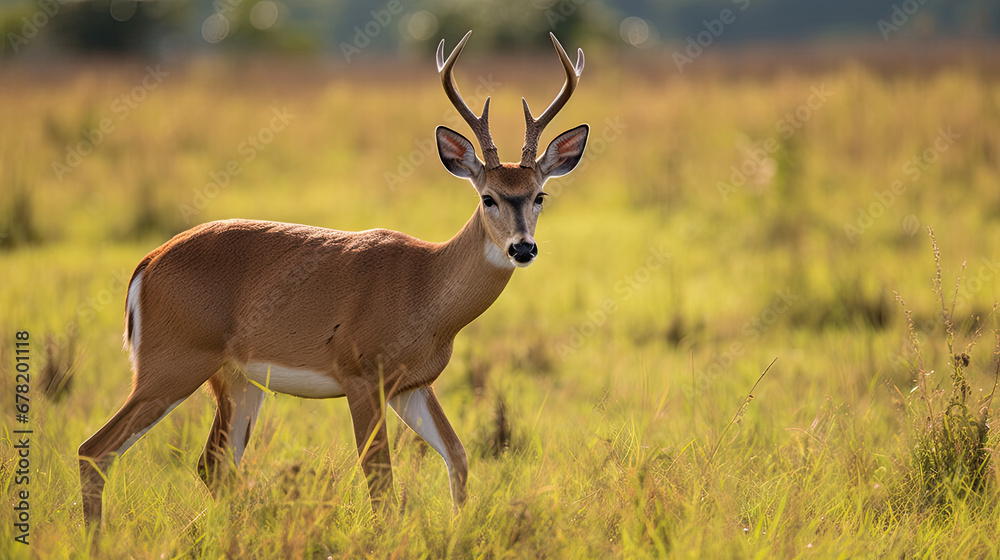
[[2, 45, 1000, 557]]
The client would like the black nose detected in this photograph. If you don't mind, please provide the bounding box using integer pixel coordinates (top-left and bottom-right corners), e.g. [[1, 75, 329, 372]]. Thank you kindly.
[[507, 241, 538, 263]]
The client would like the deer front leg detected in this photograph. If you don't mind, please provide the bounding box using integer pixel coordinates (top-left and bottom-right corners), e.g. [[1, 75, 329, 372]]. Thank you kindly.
[[388, 386, 468, 510], [347, 386, 395, 512]]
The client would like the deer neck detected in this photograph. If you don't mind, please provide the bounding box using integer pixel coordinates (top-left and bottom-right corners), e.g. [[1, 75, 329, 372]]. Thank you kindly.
[[431, 207, 515, 337]]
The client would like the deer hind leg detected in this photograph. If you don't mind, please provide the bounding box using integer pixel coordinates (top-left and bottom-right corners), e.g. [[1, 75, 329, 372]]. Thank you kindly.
[[198, 365, 265, 490], [78, 349, 222, 528], [346, 385, 395, 512], [389, 386, 468, 510]]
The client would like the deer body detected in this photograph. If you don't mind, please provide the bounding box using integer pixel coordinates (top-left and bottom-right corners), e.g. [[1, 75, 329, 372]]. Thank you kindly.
[[131, 215, 512, 395], [79, 31, 588, 528]]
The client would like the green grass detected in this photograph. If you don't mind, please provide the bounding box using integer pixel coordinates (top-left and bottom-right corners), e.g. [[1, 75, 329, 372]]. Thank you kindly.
[[2, 53, 1000, 557]]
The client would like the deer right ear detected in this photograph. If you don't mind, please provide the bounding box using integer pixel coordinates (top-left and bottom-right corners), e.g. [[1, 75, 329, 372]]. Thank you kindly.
[[536, 124, 589, 180], [436, 126, 484, 181]]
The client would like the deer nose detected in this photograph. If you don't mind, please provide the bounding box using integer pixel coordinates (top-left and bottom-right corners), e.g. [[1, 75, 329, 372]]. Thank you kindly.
[[507, 241, 538, 264]]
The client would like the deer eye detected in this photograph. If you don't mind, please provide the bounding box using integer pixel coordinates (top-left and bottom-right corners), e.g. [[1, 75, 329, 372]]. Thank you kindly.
[[534, 193, 547, 205], [482, 195, 496, 208]]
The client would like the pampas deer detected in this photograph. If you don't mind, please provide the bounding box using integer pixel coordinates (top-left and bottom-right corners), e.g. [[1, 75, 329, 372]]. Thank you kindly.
[[79, 30, 588, 526]]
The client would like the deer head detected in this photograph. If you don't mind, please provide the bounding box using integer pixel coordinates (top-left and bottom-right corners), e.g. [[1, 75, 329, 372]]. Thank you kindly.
[[435, 31, 589, 268]]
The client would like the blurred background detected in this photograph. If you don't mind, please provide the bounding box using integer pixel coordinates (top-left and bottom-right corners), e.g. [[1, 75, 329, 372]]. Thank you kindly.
[[0, 0, 997, 56]]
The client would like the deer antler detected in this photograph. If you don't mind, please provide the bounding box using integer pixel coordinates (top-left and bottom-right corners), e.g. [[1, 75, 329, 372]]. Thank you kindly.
[[437, 31, 500, 170], [520, 33, 584, 169]]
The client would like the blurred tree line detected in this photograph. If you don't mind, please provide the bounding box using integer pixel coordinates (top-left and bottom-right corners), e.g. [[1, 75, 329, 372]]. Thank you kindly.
[[0, 0, 996, 58]]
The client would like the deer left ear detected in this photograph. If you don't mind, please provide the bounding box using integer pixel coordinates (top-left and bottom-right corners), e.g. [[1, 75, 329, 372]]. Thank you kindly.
[[536, 124, 589, 181]]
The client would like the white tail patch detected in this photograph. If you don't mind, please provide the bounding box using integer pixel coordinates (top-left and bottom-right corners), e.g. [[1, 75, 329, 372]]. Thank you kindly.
[[124, 270, 144, 367], [240, 362, 345, 399]]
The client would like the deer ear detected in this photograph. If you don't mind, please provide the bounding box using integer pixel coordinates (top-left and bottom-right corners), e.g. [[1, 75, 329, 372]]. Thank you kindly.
[[536, 124, 589, 180], [437, 126, 484, 180]]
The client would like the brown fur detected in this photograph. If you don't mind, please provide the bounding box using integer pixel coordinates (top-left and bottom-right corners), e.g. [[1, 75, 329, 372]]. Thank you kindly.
[[78, 205, 520, 526]]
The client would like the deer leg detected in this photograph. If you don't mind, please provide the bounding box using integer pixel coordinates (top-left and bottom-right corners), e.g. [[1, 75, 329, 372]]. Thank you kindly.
[[389, 386, 468, 509], [224, 368, 265, 467], [198, 367, 264, 490], [78, 349, 222, 528], [347, 385, 395, 512], [198, 372, 233, 489]]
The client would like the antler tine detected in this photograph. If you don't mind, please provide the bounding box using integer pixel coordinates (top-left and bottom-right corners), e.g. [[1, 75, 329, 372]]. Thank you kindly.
[[520, 33, 585, 168], [438, 31, 500, 169]]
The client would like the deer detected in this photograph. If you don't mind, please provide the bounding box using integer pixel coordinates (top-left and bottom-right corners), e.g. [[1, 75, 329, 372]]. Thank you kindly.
[[78, 30, 588, 528]]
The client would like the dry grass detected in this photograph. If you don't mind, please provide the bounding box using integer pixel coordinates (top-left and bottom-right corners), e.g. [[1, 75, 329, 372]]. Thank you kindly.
[[1, 48, 1000, 557]]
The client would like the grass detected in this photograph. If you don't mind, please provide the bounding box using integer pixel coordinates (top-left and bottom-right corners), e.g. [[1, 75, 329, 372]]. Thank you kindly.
[[1, 49, 1000, 557], [896, 228, 999, 513]]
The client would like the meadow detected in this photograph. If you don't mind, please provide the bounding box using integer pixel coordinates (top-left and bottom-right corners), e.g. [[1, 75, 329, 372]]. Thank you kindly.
[[2, 45, 1000, 557]]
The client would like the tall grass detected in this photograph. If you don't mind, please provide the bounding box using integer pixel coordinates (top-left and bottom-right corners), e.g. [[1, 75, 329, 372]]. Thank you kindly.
[[896, 228, 999, 512], [1, 52, 999, 557]]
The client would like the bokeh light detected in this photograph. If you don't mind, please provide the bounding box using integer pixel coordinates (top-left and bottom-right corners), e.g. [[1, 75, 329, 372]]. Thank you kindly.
[[620, 16, 654, 48], [405, 11, 439, 42], [109, 0, 137, 23], [201, 13, 230, 44], [250, 1, 280, 31]]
